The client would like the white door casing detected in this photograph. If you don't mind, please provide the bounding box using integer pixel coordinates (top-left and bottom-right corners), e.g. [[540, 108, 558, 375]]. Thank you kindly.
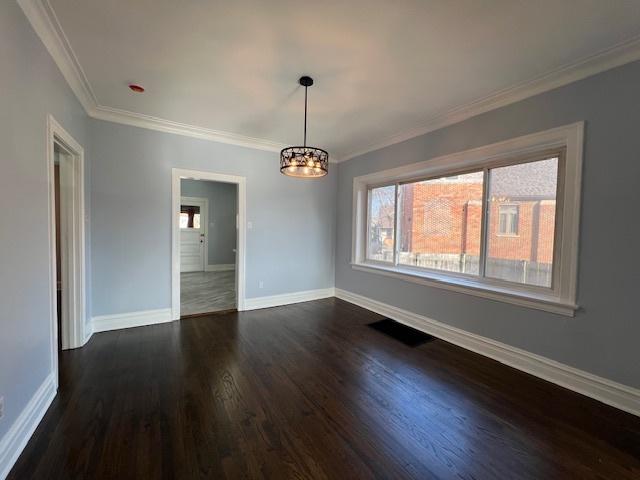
[[172, 168, 246, 319], [47, 115, 87, 388], [179, 196, 208, 272]]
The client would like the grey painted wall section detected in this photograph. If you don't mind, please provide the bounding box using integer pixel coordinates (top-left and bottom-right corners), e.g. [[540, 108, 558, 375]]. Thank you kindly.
[[336, 60, 640, 389], [181, 179, 238, 266], [0, 2, 90, 439], [90, 119, 336, 315]]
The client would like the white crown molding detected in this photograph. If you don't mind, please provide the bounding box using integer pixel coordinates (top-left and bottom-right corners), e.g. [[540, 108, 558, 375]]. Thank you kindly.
[[90, 105, 290, 152], [335, 288, 640, 417], [91, 105, 341, 160], [18, 0, 98, 112], [20, 0, 640, 163], [17, 0, 294, 154], [337, 34, 640, 162]]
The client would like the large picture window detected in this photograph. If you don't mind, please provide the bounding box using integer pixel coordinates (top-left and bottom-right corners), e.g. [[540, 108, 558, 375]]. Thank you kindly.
[[351, 123, 583, 316]]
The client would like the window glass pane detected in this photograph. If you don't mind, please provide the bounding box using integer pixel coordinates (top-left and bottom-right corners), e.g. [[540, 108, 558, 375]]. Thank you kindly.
[[398, 171, 483, 274], [180, 205, 201, 229], [486, 157, 558, 287], [367, 185, 395, 262], [498, 205, 519, 236]]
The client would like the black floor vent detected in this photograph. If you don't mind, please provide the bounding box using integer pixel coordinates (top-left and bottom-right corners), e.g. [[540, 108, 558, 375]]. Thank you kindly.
[[367, 319, 434, 347]]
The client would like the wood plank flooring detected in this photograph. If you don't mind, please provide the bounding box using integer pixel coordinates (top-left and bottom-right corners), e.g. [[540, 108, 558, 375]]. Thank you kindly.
[[180, 270, 236, 315], [9, 298, 640, 479]]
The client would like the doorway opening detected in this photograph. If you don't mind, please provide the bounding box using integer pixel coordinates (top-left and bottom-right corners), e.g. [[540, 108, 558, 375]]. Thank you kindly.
[[172, 169, 246, 319], [180, 181, 237, 316], [54, 144, 63, 351], [47, 115, 87, 386]]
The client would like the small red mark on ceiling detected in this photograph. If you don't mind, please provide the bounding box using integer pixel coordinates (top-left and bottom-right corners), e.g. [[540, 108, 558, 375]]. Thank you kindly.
[[128, 84, 145, 93]]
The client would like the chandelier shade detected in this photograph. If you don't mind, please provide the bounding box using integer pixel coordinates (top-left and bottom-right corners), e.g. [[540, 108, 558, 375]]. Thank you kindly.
[[280, 76, 328, 178], [280, 146, 328, 178]]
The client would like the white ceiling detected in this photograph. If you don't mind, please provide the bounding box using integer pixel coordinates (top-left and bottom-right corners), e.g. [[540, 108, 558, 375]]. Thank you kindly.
[[46, 0, 640, 159]]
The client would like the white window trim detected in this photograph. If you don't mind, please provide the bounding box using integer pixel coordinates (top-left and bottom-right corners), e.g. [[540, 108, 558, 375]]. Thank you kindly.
[[351, 122, 584, 317]]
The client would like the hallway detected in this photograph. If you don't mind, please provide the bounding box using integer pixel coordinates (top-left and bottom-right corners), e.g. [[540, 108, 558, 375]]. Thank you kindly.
[[180, 270, 236, 316]]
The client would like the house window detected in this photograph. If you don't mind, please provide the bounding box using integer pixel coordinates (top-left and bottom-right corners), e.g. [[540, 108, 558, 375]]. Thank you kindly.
[[180, 205, 201, 229], [498, 204, 519, 236], [353, 123, 583, 315]]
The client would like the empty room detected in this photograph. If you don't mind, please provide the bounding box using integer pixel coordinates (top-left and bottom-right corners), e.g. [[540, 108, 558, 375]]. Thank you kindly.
[[1, 1, 639, 479]]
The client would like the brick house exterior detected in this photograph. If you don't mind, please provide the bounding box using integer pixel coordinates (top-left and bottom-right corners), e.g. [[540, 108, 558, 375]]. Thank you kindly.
[[368, 158, 558, 284], [400, 159, 557, 269]]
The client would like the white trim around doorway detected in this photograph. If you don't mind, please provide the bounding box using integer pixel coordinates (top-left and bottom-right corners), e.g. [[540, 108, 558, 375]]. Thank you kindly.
[[47, 115, 87, 387], [171, 168, 247, 319]]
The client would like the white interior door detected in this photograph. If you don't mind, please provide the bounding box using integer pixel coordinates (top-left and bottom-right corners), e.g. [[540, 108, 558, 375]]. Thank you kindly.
[[180, 197, 207, 272]]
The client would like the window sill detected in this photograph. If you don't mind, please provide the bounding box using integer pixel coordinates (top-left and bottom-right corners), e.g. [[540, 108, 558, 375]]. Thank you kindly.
[[350, 262, 578, 316]]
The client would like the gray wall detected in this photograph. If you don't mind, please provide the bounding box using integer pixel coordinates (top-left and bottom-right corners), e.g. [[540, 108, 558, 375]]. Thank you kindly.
[[0, 2, 90, 439], [336, 60, 640, 389], [90, 119, 336, 316], [181, 179, 238, 266]]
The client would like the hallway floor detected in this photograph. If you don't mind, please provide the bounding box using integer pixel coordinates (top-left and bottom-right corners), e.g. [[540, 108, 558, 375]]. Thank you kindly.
[[180, 270, 235, 316]]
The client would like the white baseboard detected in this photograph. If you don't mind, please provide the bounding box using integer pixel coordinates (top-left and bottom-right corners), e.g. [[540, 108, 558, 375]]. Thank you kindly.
[[83, 325, 93, 346], [204, 264, 235, 272], [243, 288, 335, 311], [0, 373, 56, 480], [91, 308, 173, 333], [335, 288, 640, 417]]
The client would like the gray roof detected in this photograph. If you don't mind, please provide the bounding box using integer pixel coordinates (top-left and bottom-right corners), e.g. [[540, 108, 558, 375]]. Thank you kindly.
[[490, 158, 558, 199]]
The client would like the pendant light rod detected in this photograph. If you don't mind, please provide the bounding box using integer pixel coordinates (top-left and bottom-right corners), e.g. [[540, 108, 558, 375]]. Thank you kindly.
[[304, 84, 308, 147], [299, 76, 313, 148]]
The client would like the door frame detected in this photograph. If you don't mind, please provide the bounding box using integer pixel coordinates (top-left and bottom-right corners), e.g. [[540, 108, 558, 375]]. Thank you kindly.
[[171, 168, 246, 318], [47, 115, 87, 386], [179, 195, 209, 272]]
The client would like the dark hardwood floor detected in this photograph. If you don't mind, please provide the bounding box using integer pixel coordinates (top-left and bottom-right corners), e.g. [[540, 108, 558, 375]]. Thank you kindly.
[[9, 298, 640, 479]]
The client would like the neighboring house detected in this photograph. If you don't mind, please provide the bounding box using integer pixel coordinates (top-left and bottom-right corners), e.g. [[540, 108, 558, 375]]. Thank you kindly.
[[398, 160, 558, 285]]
